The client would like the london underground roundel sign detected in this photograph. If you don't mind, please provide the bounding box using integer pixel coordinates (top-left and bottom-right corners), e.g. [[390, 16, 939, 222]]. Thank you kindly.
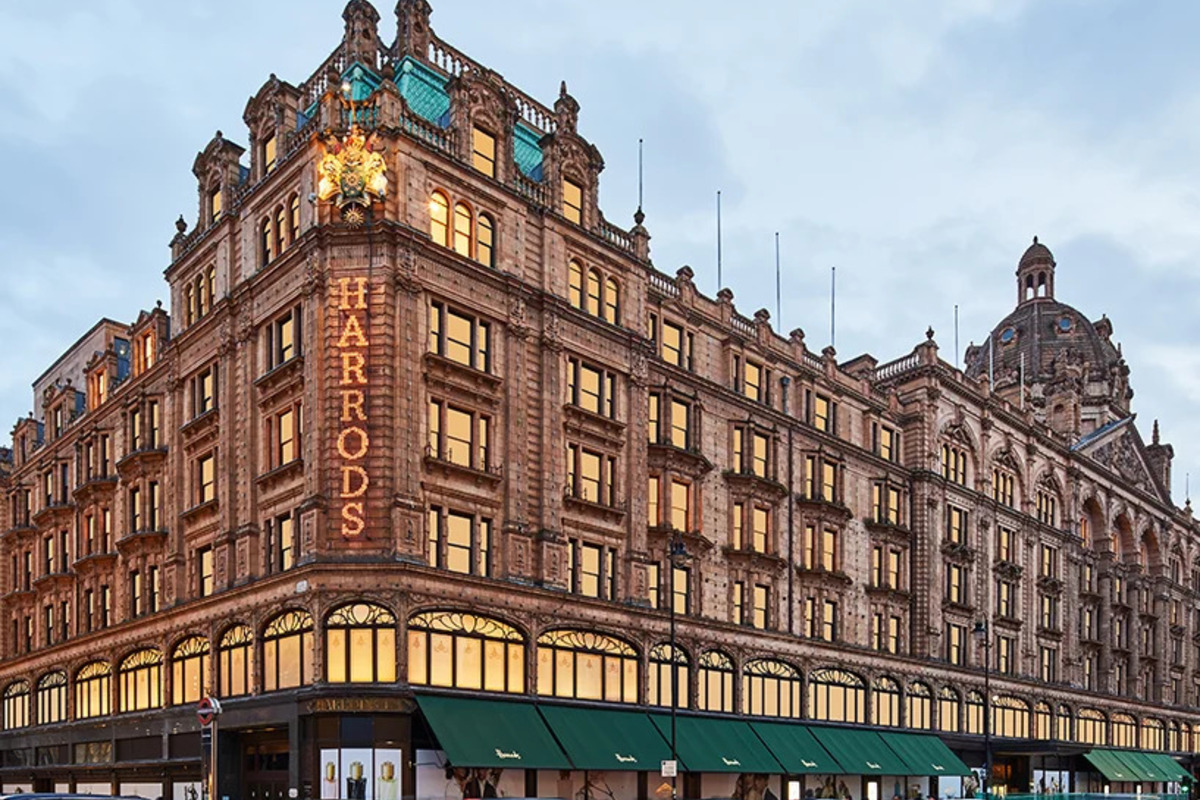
[[196, 696, 221, 727]]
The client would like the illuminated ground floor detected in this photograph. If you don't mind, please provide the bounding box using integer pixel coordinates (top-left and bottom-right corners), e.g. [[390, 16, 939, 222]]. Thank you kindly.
[[0, 687, 1192, 800]]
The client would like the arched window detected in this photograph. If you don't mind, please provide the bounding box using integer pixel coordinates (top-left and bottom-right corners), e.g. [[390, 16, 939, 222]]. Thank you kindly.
[[993, 696, 1030, 738], [453, 203, 472, 258], [536, 629, 637, 704], [2, 680, 29, 730], [940, 442, 968, 485], [171, 636, 210, 705], [408, 611, 524, 693], [477, 214, 494, 268], [326, 602, 397, 684], [1077, 708, 1107, 745], [275, 205, 288, 253], [906, 682, 932, 730], [219, 625, 253, 698], [196, 274, 209, 317], [806, 668, 863, 723], [75, 662, 111, 719], [744, 659, 802, 719], [263, 610, 314, 691], [118, 649, 163, 712], [698, 651, 734, 713], [260, 217, 274, 266], [1035, 702, 1053, 740], [289, 194, 300, 241], [568, 260, 584, 309], [586, 269, 602, 316], [873, 677, 901, 727], [429, 191, 449, 247], [965, 690, 985, 734], [36, 671, 67, 724], [1142, 717, 1165, 751], [1080, 515, 1090, 545], [1179, 722, 1190, 754], [938, 687, 961, 733], [1111, 712, 1137, 748], [1057, 704, 1073, 742], [648, 643, 689, 708], [205, 266, 216, 310], [185, 283, 196, 326], [604, 277, 620, 324]]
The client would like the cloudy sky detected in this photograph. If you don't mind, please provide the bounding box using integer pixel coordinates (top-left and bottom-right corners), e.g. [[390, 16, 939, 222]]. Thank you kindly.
[[3, 0, 1200, 500]]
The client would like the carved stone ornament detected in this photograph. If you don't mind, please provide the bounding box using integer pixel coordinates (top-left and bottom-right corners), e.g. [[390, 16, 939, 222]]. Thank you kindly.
[[317, 125, 388, 226]]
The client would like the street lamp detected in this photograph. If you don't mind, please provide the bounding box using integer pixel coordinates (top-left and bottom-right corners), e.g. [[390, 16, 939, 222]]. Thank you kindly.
[[973, 620, 992, 800], [668, 533, 690, 800]]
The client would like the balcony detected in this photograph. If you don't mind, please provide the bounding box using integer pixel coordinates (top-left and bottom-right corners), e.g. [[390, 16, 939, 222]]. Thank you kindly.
[[722, 469, 788, 502], [722, 545, 787, 575], [73, 475, 119, 505], [646, 441, 712, 477], [115, 447, 168, 480], [116, 528, 169, 555], [31, 502, 74, 528]]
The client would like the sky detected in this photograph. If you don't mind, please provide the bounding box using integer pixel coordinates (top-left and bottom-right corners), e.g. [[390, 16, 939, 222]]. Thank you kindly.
[[2, 0, 1200, 500]]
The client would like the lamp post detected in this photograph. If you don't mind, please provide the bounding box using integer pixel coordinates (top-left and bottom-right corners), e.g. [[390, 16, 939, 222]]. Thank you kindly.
[[973, 620, 992, 800], [669, 533, 690, 800]]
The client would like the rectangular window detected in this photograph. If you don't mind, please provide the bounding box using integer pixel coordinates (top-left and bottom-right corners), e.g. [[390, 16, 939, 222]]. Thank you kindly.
[[1040, 544, 1059, 578], [195, 365, 217, 416], [43, 535, 54, 576], [670, 480, 691, 531], [646, 562, 660, 609], [100, 585, 111, 628], [129, 486, 141, 532], [1040, 593, 1059, 629], [888, 616, 900, 654], [265, 306, 300, 370], [472, 127, 496, 177], [197, 454, 215, 505], [743, 361, 764, 403], [263, 134, 277, 173], [871, 546, 883, 587], [946, 506, 968, 544], [148, 400, 161, 448], [871, 483, 902, 524], [946, 622, 965, 665], [267, 513, 296, 573], [996, 635, 1014, 675], [648, 475, 661, 526], [732, 581, 745, 624], [813, 393, 836, 433], [427, 507, 492, 577], [660, 320, 693, 369], [129, 406, 143, 451], [997, 526, 1015, 562], [672, 566, 690, 615], [148, 482, 161, 530], [429, 302, 491, 372], [669, 399, 690, 450], [946, 564, 966, 604], [198, 546, 214, 598], [563, 178, 583, 224], [565, 443, 617, 505], [996, 580, 1014, 618], [992, 468, 1015, 507], [821, 599, 837, 641], [753, 584, 769, 630], [732, 502, 744, 550], [210, 188, 222, 224], [129, 570, 142, 618], [428, 399, 490, 471], [567, 358, 617, 418], [148, 565, 159, 614], [820, 528, 838, 572], [751, 506, 769, 553], [877, 424, 900, 462], [1039, 646, 1058, 682], [821, 461, 837, 502]]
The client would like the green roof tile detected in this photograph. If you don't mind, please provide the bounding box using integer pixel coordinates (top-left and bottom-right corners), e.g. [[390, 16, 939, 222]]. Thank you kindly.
[[397, 56, 450, 127]]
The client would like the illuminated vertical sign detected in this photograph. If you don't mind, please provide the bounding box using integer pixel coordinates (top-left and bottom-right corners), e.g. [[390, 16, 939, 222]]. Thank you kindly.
[[334, 277, 370, 538]]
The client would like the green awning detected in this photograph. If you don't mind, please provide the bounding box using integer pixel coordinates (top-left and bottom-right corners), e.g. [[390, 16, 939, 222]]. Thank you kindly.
[[1142, 752, 1188, 783], [809, 727, 910, 775], [416, 695, 571, 769], [539, 704, 673, 771], [650, 714, 782, 773], [749, 722, 844, 774], [1084, 749, 1139, 782], [878, 732, 972, 777]]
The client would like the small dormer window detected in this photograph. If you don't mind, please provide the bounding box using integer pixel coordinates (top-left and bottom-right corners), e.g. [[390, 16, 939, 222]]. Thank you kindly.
[[999, 327, 1015, 344], [1057, 316, 1072, 333], [562, 178, 583, 224], [134, 330, 156, 376], [210, 188, 223, 225], [263, 134, 277, 173], [472, 127, 496, 178]]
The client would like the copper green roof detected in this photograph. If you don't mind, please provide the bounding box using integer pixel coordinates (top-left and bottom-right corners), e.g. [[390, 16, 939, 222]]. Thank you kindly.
[[514, 122, 545, 181], [397, 55, 451, 127]]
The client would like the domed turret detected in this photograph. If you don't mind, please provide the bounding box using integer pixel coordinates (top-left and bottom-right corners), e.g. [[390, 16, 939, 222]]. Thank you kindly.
[[964, 238, 1129, 438], [1017, 235, 1056, 304]]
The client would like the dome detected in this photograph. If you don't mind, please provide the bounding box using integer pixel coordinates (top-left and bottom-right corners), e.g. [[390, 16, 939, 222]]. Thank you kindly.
[[1019, 236, 1054, 268]]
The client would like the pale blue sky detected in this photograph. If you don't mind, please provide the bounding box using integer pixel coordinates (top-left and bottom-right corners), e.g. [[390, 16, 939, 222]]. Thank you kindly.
[[3, 0, 1200, 501]]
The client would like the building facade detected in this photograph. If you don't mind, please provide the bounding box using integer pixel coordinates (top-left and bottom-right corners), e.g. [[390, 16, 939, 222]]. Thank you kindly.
[[1, 2, 1198, 799]]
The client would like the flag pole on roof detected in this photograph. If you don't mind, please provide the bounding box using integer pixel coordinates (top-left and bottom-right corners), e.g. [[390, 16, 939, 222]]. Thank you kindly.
[[716, 190, 723, 292], [775, 232, 781, 325]]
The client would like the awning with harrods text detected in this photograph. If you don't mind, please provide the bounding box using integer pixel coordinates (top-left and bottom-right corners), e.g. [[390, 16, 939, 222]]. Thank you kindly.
[[1110, 750, 1189, 783], [538, 704, 674, 771], [876, 732, 972, 777], [748, 721, 844, 775], [808, 726, 911, 776], [650, 713, 783, 773], [1140, 751, 1189, 783], [1083, 749, 1141, 782], [416, 694, 572, 769]]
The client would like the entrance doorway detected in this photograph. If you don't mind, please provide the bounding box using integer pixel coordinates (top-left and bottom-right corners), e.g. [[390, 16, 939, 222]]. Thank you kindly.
[[243, 733, 290, 800]]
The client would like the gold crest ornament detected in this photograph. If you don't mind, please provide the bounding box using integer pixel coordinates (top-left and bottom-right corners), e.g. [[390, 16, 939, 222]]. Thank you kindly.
[[317, 89, 388, 226]]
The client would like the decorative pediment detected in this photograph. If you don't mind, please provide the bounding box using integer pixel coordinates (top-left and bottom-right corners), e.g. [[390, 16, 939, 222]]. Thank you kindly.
[[1074, 418, 1167, 502]]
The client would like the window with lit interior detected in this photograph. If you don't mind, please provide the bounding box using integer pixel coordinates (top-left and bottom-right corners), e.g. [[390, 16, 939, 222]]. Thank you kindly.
[[536, 629, 638, 704], [326, 602, 397, 684], [407, 611, 525, 694]]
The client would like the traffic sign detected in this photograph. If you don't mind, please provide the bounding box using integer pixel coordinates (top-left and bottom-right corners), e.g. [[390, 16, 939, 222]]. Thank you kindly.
[[197, 696, 222, 727]]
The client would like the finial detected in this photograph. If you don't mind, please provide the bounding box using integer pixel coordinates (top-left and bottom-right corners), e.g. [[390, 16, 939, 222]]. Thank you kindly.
[[1152, 420, 1160, 444], [216, 130, 223, 139], [926, 326, 935, 341], [633, 208, 645, 226], [1033, 235, 1038, 245], [559, 80, 568, 98], [175, 215, 187, 233], [156, 299, 163, 310]]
